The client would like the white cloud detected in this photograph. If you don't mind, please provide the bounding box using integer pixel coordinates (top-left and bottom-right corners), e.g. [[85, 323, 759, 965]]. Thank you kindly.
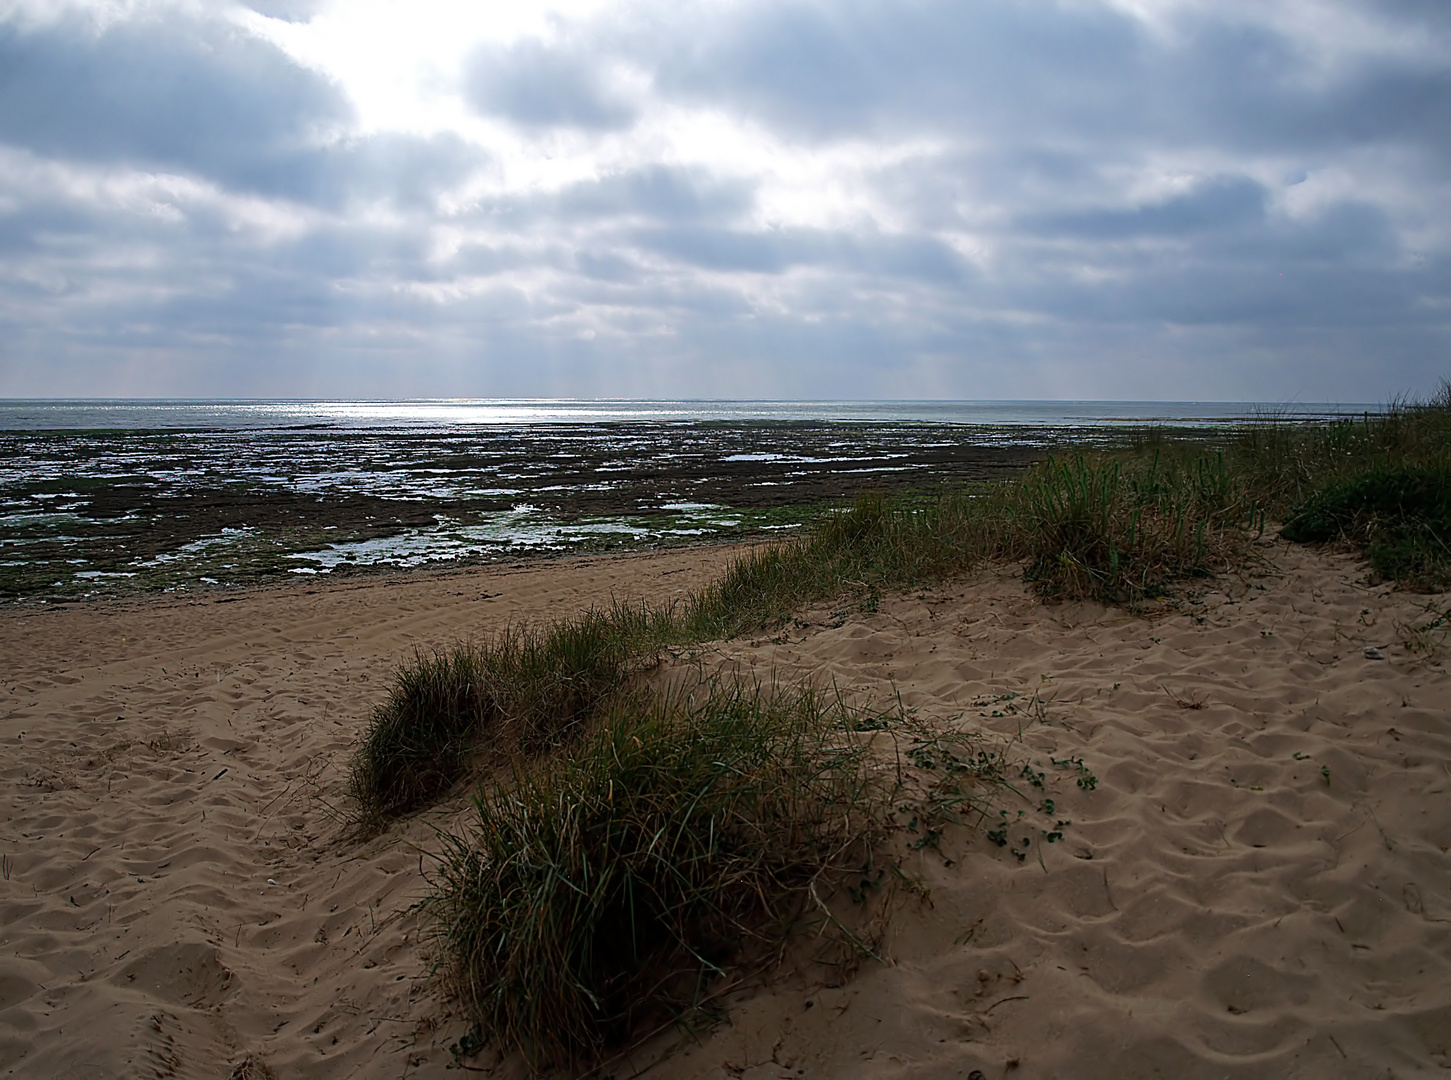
[[237, 0, 621, 134]]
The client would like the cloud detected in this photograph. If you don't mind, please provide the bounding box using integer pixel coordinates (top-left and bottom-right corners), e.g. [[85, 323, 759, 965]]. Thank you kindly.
[[650, 1, 1147, 142], [1025, 177, 1270, 240], [240, 0, 327, 21], [0, 10, 352, 199], [464, 37, 637, 130], [321, 132, 486, 210], [553, 166, 753, 224], [0, 0, 1448, 401]]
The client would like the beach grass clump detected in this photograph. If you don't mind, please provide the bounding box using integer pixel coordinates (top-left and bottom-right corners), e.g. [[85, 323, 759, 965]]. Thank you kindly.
[[680, 491, 993, 637], [1008, 450, 1249, 603], [348, 644, 495, 823], [485, 604, 658, 751], [350, 495, 993, 825], [1281, 464, 1451, 590], [349, 604, 658, 821], [1248, 384, 1451, 589], [1231, 383, 1451, 514], [429, 683, 887, 1068]]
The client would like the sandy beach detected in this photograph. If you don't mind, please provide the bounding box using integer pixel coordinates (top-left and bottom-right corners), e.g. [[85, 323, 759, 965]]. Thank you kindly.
[[2, 540, 1448, 1078]]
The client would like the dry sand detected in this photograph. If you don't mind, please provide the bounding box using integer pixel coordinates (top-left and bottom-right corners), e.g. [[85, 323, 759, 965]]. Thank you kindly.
[[1, 541, 1448, 1078]]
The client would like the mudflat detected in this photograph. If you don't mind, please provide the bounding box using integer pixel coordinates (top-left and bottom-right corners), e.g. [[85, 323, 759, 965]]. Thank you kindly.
[[1, 422, 1042, 600], [1, 540, 1447, 1077]]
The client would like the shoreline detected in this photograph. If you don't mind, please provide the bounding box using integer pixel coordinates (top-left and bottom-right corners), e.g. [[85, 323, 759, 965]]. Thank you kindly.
[[2, 534, 775, 614], [0, 419, 1045, 603]]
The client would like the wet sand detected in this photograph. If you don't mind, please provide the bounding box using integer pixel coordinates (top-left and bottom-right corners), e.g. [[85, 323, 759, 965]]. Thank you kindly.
[[1, 541, 1448, 1078]]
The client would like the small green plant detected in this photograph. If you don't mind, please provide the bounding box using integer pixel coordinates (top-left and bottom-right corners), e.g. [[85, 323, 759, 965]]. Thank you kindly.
[[347, 644, 495, 823], [1049, 755, 1099, 791], [903, 733, 1013, 833]]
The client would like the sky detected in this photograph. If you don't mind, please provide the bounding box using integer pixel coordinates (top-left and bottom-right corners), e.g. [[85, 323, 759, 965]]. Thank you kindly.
[[0, 0, 1447, 401]]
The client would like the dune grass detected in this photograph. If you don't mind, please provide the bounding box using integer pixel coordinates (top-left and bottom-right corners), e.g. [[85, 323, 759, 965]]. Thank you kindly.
[[1007, 450, 1250, 602], [349, 384, 1449, 1067], [1232, 384, 1451, 511], [349, 604, 660, 823], [681, 443, 1252, 616], [430, 684, 891, 1068], [1234, 384, 1451, 589], [351, 386, 1451, 822], [1281, 464, 1451, 590], [680, 384, 1451, 616]]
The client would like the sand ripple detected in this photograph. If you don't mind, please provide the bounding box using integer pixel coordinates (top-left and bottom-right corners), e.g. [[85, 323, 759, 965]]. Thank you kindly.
[[3, 542, 1448, 1077]]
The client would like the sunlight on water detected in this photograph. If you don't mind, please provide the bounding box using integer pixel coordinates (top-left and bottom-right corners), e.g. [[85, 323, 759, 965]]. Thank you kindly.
[[0, 398, 1372, 432]]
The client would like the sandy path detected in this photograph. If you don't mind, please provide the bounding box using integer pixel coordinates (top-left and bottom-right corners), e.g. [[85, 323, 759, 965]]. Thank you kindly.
[[2, 541, 1448, 1078]]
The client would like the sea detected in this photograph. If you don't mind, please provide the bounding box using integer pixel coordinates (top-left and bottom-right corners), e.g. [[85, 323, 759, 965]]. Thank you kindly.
[[0, 399, 1375, 601], [0, 398, 1373, 431]]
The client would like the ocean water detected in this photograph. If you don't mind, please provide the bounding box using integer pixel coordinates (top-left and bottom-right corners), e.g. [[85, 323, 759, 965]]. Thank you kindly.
[[0, 399, 1375, 600], [0, 398, 1371, 432]]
